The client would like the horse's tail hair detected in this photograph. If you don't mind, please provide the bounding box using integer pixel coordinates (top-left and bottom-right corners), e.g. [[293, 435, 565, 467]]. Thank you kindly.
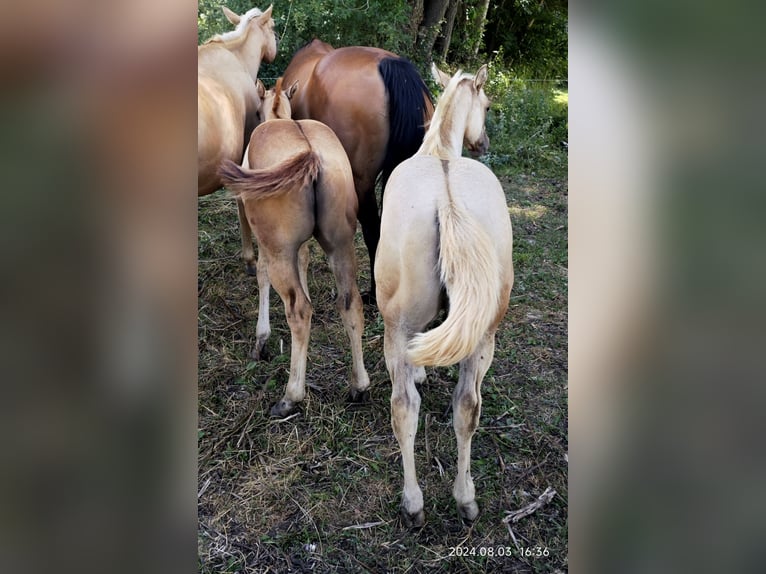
[[406, 196, 501, 367], [219, 151, 321, 200], [378, 57, 433, 191]]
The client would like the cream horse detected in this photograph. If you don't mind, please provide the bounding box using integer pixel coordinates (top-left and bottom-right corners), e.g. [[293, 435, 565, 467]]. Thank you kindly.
[[375, 64, 514, 527], [219, 79, 370, 417], [198, 4, 277, 275]]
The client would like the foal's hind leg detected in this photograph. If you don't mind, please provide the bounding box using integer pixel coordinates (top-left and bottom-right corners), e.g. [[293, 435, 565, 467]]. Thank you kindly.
[[265, 251, 313, 417], [385, 326, 424, 527], [237, 198, 258, 276], [452, 334, 495, 522], [324, 243, 370, 402]]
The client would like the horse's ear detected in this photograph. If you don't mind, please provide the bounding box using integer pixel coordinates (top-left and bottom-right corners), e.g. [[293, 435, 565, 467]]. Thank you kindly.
[[287, 80, 299, 100], [431, 63, 451, 88], [474, 65, 489, 91], [221, 6, 240, 26], [256, 79, 266, 99], [258, 5, 274, 23]]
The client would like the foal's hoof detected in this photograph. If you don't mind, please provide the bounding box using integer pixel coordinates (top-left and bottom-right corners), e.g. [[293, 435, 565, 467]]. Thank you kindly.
[[244, 261, 258, 277], [348, 388, 370, 404], [400, 507, 426, 529], [269, 399, 298, 418], [251, 341, 269, 362], [457, 501, 480, 524]]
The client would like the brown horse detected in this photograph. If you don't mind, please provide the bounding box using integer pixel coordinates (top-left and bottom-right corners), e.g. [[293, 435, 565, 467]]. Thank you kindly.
[[282, 39, 434, 300], [219, 80, 370, 417], [376, 65, 513, 527], [198, 4, 276, 275]]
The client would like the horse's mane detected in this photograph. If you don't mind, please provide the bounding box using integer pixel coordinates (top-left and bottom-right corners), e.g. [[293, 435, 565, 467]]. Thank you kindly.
[[204, 7, 264, 47], [418, 71, 473, 159]]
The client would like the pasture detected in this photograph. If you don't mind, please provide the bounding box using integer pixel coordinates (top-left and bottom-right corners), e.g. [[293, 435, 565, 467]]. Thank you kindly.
[[198, 160, 567, 571]]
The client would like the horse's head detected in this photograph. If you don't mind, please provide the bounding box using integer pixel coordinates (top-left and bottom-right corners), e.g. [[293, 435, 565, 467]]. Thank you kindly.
[[262, 78, 298, 121], [221, 4, 278, 66], [431, 64, 491, 158], [465, 65, 490, 157]]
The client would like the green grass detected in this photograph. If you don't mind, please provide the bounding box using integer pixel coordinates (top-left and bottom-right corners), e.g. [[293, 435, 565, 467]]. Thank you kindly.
[[198, 77, 567, 573], [198, 156, 567, 572]]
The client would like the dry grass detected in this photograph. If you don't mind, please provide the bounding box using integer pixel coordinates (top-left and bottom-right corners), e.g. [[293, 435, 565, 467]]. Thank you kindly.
[[198, 171, 567, 573]]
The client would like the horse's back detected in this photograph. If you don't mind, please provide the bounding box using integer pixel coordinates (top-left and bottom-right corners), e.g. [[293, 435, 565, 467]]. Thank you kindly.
[[243, 119, 357, 234], [197, 45, 261, 195], [382, 155, 513, 274], [299, 120, 359, 234]]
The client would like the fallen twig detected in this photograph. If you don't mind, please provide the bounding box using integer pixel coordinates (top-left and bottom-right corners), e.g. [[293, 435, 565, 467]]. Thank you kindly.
[[342, 520, 387, 531], [503, 486, 557, 524]]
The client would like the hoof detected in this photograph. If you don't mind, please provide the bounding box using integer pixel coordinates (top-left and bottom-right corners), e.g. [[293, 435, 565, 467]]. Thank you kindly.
[[269, 399, 298, 418], [400, 506, 426, 529], [251, 341, 269, 362], [348, 388, 370, 404], [457, 501, 479, 524], [245, 261, 258, 276]]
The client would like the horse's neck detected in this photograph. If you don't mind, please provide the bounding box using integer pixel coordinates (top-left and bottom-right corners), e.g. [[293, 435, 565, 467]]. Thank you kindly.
[[203, 28, 265, 81], [418, 99, 467, 160], [228, 35, 264, 80]]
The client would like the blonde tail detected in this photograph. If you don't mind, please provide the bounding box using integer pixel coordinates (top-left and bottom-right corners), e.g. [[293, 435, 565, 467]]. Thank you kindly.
[[406, 199, 501, 367]]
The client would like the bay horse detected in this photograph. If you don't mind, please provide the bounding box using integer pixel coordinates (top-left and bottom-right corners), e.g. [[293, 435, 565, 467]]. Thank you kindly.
[[282, 39, 434, 301], [219, 78, 371, 417], [198, 4, 276, 275], [375, 65, 514, 526]]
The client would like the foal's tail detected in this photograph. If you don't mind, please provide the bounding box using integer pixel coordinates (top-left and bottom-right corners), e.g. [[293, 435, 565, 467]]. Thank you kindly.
[[219, 151, 321, 200], [378, 57, 433, 191], [407, 196, 501, 367]]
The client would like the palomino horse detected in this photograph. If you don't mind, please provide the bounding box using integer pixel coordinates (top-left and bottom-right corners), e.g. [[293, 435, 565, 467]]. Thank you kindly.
[[375, 65, 514, 526], [198, 4, 277, 275], [219, 79, 371, 417], [282, 39, 434, 300], [237, 78, 299, 367]]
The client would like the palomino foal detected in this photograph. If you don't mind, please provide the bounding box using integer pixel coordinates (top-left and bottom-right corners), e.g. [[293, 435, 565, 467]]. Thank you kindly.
[[198, 4, 277, 275], [219, 80, 370, 417], [375, 65, 514, 526]]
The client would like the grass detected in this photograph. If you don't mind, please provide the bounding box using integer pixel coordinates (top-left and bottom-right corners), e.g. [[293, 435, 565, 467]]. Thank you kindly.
[[198, 151, 567, 572]]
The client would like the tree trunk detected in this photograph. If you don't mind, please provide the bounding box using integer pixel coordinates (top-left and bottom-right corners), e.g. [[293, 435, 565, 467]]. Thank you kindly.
[[437, 0, 461, 62], [416, 0, 450, 59], [471, 0, 490, 57], [408, 0, 425, 47]]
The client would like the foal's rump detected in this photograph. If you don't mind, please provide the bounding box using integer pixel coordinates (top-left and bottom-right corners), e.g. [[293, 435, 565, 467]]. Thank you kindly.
[[380, 156, 513, 366], [219, 119, 359, 245]]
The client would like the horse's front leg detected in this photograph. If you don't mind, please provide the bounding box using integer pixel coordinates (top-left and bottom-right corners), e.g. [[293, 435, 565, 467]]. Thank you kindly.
[[251, 251, 271, 360], [237, 198, 258, 276]]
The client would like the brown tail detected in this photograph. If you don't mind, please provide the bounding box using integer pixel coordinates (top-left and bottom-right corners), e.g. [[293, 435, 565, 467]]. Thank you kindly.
[[218, 151, 321, 200]]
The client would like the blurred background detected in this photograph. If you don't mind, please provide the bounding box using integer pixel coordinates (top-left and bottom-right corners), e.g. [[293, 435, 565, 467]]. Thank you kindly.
[[0, 1, 764, 573]]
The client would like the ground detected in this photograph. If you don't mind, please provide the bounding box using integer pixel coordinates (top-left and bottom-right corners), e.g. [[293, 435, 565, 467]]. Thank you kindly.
[[198, 171, 567, 573]]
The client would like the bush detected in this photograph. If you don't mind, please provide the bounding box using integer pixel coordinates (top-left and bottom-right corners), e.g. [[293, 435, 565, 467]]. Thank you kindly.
[[482, 68, 568, 176]]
